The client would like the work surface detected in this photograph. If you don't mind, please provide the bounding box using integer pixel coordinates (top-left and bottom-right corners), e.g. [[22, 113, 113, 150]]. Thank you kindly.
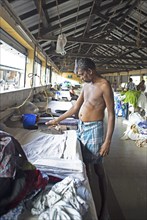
[[0, 121, 98, 220], [48, 100, 73, 113]]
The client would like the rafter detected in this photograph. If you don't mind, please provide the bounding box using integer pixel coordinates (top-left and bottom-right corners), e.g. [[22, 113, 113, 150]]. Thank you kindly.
[[38, 35, 146, 48], [33, 0, 48, 28], [47, 51, 147, 61]]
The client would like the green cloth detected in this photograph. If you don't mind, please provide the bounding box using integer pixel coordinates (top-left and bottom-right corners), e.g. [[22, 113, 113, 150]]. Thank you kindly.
[[121, 90, 141, 108]]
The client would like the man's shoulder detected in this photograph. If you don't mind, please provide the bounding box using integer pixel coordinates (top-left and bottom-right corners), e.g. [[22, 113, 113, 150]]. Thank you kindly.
[[100, 78, 111, 87], [96, 78, 112, 92], [96, 76, 109, 83]]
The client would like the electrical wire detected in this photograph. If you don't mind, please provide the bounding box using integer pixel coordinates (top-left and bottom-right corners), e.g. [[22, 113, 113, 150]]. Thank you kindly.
[[6, 72, 35, 111], [55, 0, 62, 34], [5, 71, 58, 129], [136, 0, 141, 48], [28, 72, 58, 125], [38, 0, 42, 38], [71, 0, 81, 54]]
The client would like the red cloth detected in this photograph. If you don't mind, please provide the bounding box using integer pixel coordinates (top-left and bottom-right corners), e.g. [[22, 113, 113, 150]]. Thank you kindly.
[[8, 169, 48, 211]]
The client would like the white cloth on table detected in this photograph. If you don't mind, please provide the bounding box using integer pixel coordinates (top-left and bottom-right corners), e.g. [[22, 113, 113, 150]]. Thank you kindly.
[[21, 130, 86, 180], [31, 177, 89, 220], [22, 133, 68, 161], [33, 158, 85, 181]]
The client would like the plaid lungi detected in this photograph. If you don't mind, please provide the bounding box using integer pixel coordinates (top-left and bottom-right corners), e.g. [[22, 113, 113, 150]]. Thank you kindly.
[[77, 120, 104, 164]]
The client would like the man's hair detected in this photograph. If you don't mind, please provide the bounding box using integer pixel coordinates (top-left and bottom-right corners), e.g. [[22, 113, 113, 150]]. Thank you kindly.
[[77, 58, 96, 70]]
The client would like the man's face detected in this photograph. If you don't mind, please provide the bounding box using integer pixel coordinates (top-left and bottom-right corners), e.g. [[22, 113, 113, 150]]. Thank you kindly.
[[77, 68, 92, 82]]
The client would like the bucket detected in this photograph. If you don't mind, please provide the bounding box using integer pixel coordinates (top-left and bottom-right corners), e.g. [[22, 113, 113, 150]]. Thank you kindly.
[[22, 114, 37, 128]]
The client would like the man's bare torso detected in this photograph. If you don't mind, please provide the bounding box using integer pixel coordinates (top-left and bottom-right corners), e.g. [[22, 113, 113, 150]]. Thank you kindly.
[[79, 79, 106, 122]]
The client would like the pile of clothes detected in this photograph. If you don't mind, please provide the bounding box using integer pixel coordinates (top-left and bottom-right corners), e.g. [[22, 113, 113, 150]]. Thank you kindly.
[[121, 112, 147, 147], [0, 130, 91, 220]]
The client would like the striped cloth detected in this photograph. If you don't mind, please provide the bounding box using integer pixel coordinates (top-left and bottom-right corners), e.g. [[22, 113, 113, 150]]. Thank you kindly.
[[77, 120, 104, 164]]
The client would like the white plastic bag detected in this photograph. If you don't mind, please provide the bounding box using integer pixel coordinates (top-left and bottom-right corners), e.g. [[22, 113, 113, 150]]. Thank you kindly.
[[121, 112, 145, 141], [128, 112, 144, 125], [56, 34, 67, 55]]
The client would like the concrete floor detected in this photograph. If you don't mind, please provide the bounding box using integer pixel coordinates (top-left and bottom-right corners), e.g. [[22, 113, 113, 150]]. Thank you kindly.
[[88, 117, 147, 220]]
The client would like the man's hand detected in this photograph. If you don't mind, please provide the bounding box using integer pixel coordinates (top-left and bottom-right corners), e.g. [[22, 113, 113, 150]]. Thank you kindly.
[[45, 119, 58, 127], [99, 142, 110, 157]]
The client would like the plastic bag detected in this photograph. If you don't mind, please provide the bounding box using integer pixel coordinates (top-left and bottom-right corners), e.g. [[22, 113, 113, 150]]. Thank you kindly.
[[56, 34, 67, 55]]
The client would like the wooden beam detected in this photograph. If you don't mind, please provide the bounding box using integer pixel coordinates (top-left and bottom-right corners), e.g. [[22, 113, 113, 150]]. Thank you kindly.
[[38, 36, 146, 48], [47, 51, 147, 61]]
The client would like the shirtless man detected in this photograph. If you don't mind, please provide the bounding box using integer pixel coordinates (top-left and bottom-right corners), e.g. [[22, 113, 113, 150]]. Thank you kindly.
[[46, 58, 115, 220]]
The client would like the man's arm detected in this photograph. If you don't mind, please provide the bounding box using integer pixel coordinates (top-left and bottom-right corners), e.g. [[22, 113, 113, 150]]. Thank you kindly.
[[46, 89, 84, 126], [100, 81, 115, 156]]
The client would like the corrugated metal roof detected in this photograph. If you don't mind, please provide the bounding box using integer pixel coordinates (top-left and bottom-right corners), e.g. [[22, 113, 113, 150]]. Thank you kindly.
[[3, 0, 147, 73]]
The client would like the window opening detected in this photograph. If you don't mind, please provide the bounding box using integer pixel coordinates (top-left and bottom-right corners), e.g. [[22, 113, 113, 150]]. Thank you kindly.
[[0, 40, 26, 92]]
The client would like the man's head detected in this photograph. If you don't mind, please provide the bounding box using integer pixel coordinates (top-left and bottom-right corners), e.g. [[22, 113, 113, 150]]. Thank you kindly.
[[77, 58, 96, 82], [129, 78, 133, 82], [77, 58, 96, 70]]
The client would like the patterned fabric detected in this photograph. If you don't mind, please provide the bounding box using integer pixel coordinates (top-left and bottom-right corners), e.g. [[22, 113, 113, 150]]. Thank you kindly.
[[0, 131, 50, 216], [0, 202, 24, 220], [127, 82, 136, 90], [0, 130, 36, 178], [77, 120, 104, 164], [0, 131, 16, 178]]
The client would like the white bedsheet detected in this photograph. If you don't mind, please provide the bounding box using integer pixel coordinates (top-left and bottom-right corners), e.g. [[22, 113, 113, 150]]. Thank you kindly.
[[21, 130, 85, 180]]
